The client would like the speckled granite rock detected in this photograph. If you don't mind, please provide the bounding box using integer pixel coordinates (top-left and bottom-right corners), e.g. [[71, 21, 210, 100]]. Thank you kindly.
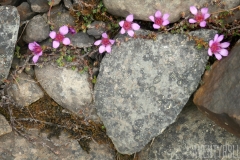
[[94, 29, 217, 154], [194, 40, 240, 138], [0, 6, 20, 85], [0, 129, 115, 160], [103, 0, 239, 22], [35, 64, 93, 116], [138, 98, 240, 159], [0, 114, 12, 136], [6, 72, 44, 107], [23, 14, 50, 43]]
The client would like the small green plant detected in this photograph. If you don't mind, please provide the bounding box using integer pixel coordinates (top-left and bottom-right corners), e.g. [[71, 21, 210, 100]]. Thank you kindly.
[[205, 65, 211, 70], [56, 56, 64, 67], [65, 55, 73, 62], [14, 45, 21, 58], [101, 125, 105, 130], [79, 66, 89, 74], [71, 66, 76, 70], [92, 76, 97, 84]]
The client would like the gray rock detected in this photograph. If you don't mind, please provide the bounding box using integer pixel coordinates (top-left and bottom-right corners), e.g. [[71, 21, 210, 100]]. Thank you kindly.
[[94, 29, 217, 154], [6, 72, 44, 106], [63, 0, 73, 9], [17, 2, 36, 21], [87, 21, 107, 39], [50, 11, 75, 31], [103, 0, 239, 22], [0, 6, 20, 85], [23, 14, 50, 43], [0, 0, 18, 6], [28, 0, 49, 13], [35, 64, 93, 115], [50, 0, 61, 6], [0, 114, 12, 137], [68, 32, 95, 48], [138, 98, 240, 159], [0, 129, 115, 159]]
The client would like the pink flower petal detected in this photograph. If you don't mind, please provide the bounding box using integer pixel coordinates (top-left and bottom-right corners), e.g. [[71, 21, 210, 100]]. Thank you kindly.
[[59, 25, 69, 35], [126, 14, 133, 22], [110, 40, 115, 45], [28, 42, 35, 51], [62, 37, 70, 45], [155, 11, 162, 18], [119, 21, 124, 27], [53, 41, 60, 48], [204, 13, 210, 19], [32, 55, 39, 63], [220, 42, 230, 48], [105, 45, 111, 53], [38, 51, 43, 56], [189, 19, 196, 23], [127, 30, 134, 37], [209, 40, 213, 46], [153, 24, 160, 29], [163, 14, 169, 20], [219, 49, 228, 56], [208, 48, 213, 56], [214, 34, 219, 41], [201, 8, 208, 14], [216, 35, 224, 42], [99, 45, 106, 53], [49, 31, 56, 39], [149, 15, 155, 22], [102, 33, 108, 38], [120, 28, 126, 34], [132, 23, 140, 30], [215, 53, 222, 60], [94, 40, 102, 46], [162, 20, 169, 26], [190, 6, 198, 15], [200, 21, 206, 27]]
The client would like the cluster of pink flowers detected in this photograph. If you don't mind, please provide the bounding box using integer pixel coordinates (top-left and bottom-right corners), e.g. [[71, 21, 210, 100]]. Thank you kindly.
[[28, 6, 230, 63], [28, 25, 75, 63]]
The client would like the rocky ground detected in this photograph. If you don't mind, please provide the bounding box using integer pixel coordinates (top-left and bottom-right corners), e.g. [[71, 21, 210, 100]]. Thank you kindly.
[[0, 0, 240, 159]]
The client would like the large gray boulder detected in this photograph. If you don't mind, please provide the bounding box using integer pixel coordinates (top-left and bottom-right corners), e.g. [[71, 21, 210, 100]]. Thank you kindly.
[[94, 29, 217, 154], [138, 98, 240, 159], [0, 6, 20, 85], [103, 0, 239, 22]]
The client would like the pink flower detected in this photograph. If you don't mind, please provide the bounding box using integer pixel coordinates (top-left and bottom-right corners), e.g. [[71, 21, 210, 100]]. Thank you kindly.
[[189, 6, 210, 27], [28, 42, 43, 63], [49, 25, 71, 48], [208, 34, 230, 60], [119, 14, 140, 37], [68, 26, 76, 34], [94, 33, 115, 54], [149, 11, 170, 29]]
